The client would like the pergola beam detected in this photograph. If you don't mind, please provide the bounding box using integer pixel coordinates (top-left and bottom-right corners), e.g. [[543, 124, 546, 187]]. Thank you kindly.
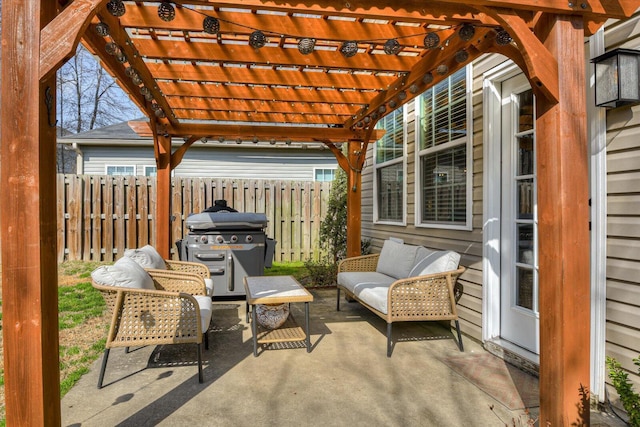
[[129, 120, 384, 142]]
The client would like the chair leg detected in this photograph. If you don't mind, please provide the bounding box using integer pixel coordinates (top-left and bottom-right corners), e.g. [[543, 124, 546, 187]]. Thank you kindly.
[[204, 331, 209, 351], [336, 288, 341, 311], [197, 343, 204, 383], [97, 348, 110, 389], [455, 320, 464, 352], [124, 346, 130, 354], [387, 323, 393, 357]]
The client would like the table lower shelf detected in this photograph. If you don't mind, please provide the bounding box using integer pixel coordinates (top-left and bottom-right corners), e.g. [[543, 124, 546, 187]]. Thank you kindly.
[[255, 314, 307, 344]]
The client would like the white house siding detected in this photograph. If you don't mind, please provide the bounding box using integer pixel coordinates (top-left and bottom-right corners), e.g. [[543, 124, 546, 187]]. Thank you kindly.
[[79, 145, 337, 181], [361, 56, 508, 342], [603, 12, 640, 394]]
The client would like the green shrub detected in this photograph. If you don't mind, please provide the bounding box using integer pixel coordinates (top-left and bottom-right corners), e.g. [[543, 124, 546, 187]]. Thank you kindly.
[[303, 257, 338, 287], [606, 355, 640, 426]]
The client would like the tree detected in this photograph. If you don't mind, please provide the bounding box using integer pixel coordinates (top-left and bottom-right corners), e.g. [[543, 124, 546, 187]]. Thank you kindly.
[[57, 44, 141, 134], [320, 168, 348, 262]]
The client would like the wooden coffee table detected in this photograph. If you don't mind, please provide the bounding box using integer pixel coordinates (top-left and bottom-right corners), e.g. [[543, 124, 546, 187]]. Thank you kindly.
[[244, 275, 313, 356]]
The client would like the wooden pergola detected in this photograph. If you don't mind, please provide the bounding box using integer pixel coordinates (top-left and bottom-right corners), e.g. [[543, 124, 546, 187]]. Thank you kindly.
[[2, 0, 639, 425]]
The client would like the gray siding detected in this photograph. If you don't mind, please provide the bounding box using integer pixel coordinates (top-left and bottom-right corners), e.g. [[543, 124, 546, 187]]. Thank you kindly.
[[79, 145, 337, 181], [604, 11, 640, 396]]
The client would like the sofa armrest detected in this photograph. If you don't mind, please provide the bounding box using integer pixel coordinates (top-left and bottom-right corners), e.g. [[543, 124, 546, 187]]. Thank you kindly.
[[338, 253, 380, 273], [387, 267, 465, 322], [164, 260, 211, 279], [146, 269, 209, 295]]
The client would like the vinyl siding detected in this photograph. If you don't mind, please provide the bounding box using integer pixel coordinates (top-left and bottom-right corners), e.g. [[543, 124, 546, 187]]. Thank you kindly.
[[602, 12, 640, 407], [79, 145, 337, 180]]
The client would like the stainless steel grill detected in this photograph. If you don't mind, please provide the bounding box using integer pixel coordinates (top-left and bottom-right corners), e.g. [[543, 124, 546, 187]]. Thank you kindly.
[[178, 207, 274, 298]]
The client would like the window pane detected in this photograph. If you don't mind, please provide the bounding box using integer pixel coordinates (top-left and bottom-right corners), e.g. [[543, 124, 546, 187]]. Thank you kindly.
[[420, 68, 467, 150], [375, 108, 404, 163], [377, 163, 403, 221], [107, 166, 134, 176], [315, 168, 335, 182], [420, 145, 467, 223], [145, 167, 157, 177]]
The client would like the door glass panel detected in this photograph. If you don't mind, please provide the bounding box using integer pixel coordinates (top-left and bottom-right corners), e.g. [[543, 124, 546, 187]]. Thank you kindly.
[[517, 224, 534, 264], [517, 135, 534, 176], [517, 179, 534, 219], [518, 89, 534, 132], [517, 267, 534, 310]]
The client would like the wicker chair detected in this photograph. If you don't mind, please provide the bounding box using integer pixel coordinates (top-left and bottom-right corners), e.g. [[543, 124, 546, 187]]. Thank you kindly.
[[337, 253, 465, 356], [92, 267, 212, 388]]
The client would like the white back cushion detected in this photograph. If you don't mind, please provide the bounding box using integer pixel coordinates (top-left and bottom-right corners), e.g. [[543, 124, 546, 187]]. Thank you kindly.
[[91, 256, 155, 289], [409, 250, 461, 277], [376, 239, 419, 279], [124, 245, 166, 270]]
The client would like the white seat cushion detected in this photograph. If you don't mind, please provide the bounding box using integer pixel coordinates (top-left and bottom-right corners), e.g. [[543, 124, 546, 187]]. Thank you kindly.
[[338, 271, 395, 315], [194, 295, 213, 332], [91, 257, 155, 290], [409, 250, 461, 277], [375, 239, 419, 280], [124, 245, 167, 270]]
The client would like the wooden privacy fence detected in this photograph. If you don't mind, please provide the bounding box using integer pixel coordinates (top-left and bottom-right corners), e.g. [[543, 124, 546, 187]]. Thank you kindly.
[[57, 174, 331, 263]]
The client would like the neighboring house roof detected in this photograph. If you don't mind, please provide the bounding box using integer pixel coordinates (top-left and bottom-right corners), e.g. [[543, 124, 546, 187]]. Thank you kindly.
[[59, 120, 149, 145], [59, 120, 332, 151]]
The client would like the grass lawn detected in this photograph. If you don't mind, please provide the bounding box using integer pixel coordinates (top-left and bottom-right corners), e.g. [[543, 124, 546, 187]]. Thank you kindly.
[[0, 260, 313, 425]]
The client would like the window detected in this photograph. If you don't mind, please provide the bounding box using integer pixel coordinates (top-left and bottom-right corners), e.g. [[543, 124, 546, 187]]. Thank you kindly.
[[374, 107, 405, 223], [106, 165, 135, 176], [314, 168, 336, 182], [144, 166, 157, 177], [416, 66, 472, 229]]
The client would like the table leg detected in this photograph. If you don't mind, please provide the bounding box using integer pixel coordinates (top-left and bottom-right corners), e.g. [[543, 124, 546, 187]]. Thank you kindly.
[[305, 301, 311, 353], [251, 303, 258, 357]]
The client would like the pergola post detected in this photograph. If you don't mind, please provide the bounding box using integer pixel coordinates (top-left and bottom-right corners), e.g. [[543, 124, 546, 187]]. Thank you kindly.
[[345, 139, 366, 258], [536, 14, 591, 426], [155, 133, 172, 258], [1, 0, 62, 424]]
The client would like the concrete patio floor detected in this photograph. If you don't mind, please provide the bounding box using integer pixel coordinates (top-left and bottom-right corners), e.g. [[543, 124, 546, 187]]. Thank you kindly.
[[61, 288, 624, 427]]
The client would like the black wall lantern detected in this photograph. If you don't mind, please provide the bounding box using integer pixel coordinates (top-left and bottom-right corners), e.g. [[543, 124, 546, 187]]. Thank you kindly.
[[592, 48, 640, 108]]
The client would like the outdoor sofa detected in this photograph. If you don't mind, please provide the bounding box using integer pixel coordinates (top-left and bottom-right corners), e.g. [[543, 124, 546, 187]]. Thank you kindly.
[[336, 238, 465, 356]]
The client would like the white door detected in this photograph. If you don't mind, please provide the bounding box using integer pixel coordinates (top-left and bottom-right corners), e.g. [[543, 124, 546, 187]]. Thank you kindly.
[[499, 74, 539, 353]]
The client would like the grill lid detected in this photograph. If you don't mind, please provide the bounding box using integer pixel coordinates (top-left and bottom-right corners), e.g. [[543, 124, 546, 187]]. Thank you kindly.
[[186, 212, 268, 231]]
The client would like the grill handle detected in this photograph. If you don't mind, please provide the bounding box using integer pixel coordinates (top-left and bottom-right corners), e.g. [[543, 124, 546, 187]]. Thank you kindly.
[[209, 268, 224, 275], [195, 253, 225, 261], [227, 254, 234, 292]]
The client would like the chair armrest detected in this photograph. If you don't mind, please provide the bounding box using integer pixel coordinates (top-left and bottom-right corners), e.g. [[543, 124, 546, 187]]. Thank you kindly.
[[338, 253, 380, 273], [147, 269, 208, 295], [107, 288, 203, 347], [387, 267, 466, 321], [164, 260, 211, 279]]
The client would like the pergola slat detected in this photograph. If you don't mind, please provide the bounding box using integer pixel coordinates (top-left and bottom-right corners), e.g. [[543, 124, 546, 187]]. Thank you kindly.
[[158, 81, 375, 105], [135, 39, 420, 73], [145, 62, 396, 91]]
